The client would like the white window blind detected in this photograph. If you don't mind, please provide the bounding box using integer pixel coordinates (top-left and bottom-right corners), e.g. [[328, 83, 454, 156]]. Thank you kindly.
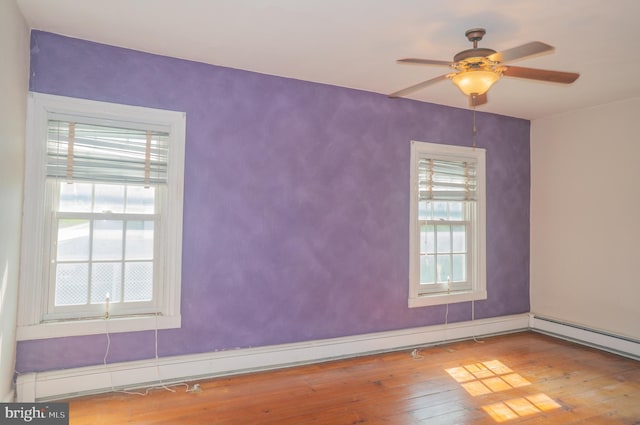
[[47, 120, 169, 186], [417, 158, 477, 202]]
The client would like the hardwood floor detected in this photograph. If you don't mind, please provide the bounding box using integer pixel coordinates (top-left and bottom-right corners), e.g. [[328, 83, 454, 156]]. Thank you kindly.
[[65, 331, 640, 424]]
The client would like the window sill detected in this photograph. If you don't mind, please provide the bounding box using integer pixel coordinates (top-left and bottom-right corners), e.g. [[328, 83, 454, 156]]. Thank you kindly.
[[408, 289, 487, 308], [16, 314, 181, 341]]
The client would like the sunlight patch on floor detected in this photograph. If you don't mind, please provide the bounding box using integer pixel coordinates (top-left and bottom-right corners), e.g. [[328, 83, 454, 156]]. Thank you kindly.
[[445, 360, 561, 422], [446, 360, 530, 396], [482, 393, 562, 422]]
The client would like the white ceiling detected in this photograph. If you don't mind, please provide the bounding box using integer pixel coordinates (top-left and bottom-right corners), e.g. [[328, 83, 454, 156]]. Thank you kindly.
[[16, 0, 640, 120]]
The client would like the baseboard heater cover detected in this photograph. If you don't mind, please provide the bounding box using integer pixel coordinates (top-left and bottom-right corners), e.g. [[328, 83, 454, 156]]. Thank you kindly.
[[529, 314, 640, 361], [17, 313, 639, 402], [16, 313, 529, 402]]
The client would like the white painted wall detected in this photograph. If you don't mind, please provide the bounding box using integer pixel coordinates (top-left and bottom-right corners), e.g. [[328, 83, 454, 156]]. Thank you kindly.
[[531, 97, 640, 340], [0, 0, 29, 402]]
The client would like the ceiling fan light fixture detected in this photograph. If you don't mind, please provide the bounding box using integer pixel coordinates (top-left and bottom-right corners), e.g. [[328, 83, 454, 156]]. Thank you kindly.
[[450, 69, 500, 96], [390, 28, 578, 104]]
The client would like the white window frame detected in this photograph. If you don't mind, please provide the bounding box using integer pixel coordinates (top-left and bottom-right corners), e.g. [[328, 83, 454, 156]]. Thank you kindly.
[[17, 92, 186, 340], [409, 141, 487, 308]]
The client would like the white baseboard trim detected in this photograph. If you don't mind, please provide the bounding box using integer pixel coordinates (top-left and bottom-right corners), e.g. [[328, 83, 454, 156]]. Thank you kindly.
[[16, 313, 529, 402], [529, 314, 640, 361]]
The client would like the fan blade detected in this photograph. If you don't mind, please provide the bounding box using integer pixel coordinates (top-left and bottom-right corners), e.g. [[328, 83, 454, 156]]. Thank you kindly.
[[388, 74, 449, 98], [397, 58, 453, 66], [503, 66, 579, 84], [469, 93, 488, 107], [488, 41, 554, 64]]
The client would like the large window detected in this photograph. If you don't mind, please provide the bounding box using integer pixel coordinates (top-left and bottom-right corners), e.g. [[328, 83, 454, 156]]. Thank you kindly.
[[409, 141, 486, 307], [17, 93, 186, 340]]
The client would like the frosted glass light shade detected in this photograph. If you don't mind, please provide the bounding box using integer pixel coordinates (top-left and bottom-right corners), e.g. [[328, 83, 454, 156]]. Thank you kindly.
[[451, 70, 500, 96]]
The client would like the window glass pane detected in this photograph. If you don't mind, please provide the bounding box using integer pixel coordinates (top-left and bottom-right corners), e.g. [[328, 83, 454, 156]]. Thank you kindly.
[[58, 183, 92, 212], [452, 254, 466, 282], [93, 220, 123, 260], [419, 255, 435, 284], [91, 263, 122, 303], [126, 186, 155, 213], [452, 225, 466, 252], [56, 219, 90, 261], [449, 202, 463, 220], [93, 184, 125, 213], [126, 221, 154, 260], [55, 263, 88, 306], [418, 201, 431, 220], [433, 202, 447, 220], [436, 255, 451, 283], [420, 225, 435, 254], [124, 262, 153, 302], [437, 225, 451, 252]]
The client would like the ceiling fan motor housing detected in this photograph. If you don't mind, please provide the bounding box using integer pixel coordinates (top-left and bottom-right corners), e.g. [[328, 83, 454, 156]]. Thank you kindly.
[[454, 28, 496, 63], [454, 48, 497, 63]]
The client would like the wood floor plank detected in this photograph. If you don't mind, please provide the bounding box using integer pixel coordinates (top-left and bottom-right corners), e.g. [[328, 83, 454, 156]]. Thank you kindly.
[[64, 332, 640, 424]]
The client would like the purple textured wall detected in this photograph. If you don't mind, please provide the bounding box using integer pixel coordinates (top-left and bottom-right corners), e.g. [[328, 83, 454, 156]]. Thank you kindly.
[[16, 31, 530, 373]]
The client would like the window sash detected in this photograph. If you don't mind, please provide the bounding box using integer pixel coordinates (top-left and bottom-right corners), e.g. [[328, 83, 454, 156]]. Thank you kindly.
[[44, 181, 164, 321], [415, 156, 477, 296], [417, 217, 473, 295]]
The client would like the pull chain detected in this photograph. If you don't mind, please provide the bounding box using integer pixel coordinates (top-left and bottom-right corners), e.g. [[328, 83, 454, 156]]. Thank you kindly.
[[472, 101, 478, 149]]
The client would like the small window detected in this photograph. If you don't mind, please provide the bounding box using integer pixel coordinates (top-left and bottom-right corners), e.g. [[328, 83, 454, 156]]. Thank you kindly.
[[409, 141, 486, 307], [17, 93, 186, 339]]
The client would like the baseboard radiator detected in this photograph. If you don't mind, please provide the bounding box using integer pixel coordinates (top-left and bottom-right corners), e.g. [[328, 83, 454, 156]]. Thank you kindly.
[[15, 313, 639, 402], [529, 314, 640, 361]]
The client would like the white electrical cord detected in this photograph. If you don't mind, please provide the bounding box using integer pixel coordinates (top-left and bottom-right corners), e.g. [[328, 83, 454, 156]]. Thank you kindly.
[[103, 304, 194, 396], [471, 299, 484, 343], [411, 282, 483, 361]]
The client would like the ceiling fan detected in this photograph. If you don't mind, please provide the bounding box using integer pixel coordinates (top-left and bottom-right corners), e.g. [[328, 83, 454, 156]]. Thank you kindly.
[[389, 28, 579, 106]]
